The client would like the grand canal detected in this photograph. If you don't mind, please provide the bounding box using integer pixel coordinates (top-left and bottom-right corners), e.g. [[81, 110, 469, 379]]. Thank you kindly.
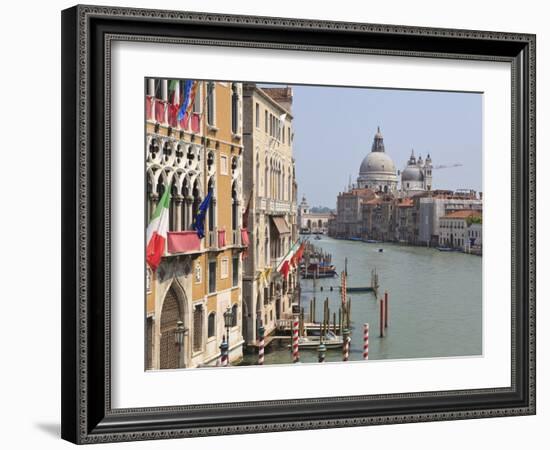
[[242, 235, 482, 365]]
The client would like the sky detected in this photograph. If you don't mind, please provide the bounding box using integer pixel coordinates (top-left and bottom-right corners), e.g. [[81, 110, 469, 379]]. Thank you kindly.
[[282, 84, 482, 209]]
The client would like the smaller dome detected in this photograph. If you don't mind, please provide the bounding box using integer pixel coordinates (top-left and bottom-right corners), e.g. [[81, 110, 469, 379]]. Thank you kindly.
[[401, 166, 424, 182]]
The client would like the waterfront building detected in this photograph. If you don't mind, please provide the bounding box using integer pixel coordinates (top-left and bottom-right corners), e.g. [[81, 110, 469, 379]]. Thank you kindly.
[[417, 192, 482, 246], [467, 222, 483, 255], [357, 127, 398, 193], [400, 149, 433, 194], [145, 79, 247, 369], [439, 209, 482, 250], [241, 84, 298, 346], [394, 197, 417, 243], [297, 196, 334, 234], [333, 188, 376, 238]]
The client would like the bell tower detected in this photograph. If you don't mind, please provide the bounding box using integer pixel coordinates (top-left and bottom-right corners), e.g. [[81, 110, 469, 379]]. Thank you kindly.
[[424, 153, 433, 191]]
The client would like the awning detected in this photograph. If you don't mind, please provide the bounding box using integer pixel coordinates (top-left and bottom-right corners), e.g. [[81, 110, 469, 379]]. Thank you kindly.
[[271, 216, 291, 235]]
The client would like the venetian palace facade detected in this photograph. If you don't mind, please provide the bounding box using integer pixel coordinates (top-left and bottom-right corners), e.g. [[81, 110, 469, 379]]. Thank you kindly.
[[145, 79, 247, 369], [242, 84, 299, 346]]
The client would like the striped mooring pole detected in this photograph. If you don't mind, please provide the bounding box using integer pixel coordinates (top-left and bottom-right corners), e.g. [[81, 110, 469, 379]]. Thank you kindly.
[[363, 323, 369, 360], [318, 342, 327, 363], [219, 336, 229, 367], [292, 314, 300, 363], [342, 328, 350, 361], [258, 324, 265, 365]]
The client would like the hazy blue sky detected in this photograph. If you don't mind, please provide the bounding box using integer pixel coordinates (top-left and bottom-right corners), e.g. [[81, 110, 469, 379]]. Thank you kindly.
[[284, 85, 482, 208]]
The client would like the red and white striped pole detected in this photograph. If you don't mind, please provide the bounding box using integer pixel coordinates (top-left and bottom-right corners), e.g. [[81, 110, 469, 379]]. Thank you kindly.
[[292, 314, 300, 363], [363, 323, 369, 360], [342, 328, 350, 361], [258, 324, 265, 365], [219, 335, 229, 367]]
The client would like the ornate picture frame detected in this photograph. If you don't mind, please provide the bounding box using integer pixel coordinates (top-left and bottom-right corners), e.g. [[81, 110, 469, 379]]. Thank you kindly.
[[61, 5, 535, 444]]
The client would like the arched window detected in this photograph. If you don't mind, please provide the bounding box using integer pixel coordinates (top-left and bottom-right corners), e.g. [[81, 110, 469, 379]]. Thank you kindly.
[[231, 304, 238, 327], [146, 175, 153, 221], [231, 84, 239, 134], [193, 305, 204, 352], [182, 178, 189, 229], [207, 312, 216, 338], [264, 161, 269, 198], [170, 182, 178, 231], [191, 179, 201, 225], [206, 82, 215, 126], [207, 177, 215, 232], [264, 229, 269, 266], [231, 182, 238, 231]]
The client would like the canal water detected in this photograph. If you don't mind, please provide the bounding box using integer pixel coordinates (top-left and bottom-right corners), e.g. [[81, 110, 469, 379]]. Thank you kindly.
[[242, 235, 482, 365]]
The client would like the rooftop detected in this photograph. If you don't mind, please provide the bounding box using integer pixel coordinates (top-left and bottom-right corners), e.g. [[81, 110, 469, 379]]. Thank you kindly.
[[442, 209, 482, 219]]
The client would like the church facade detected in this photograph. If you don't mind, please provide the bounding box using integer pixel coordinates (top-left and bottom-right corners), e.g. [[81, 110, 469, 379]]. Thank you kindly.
[[400, 149, 433, 194], [356, 127, 398, 193]]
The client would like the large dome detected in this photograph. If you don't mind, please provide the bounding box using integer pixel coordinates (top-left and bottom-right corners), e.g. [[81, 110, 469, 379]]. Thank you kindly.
[[356, 127, 398, 192], [359, 152, 396, 175]]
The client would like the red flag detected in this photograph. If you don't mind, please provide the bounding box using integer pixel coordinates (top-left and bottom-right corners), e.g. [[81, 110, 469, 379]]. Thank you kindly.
[[280, 260, 290, 279], [218, 229, 226, 248], [242, 192, 252, 229], [146, 95, 153, 120], [155, 100, 166, 123], [168, 104, 178, 127], [179, 112, 190, 130], [241, 229, 249, 246], [291, 243, 305, 267], [191, 113, 200, 133]]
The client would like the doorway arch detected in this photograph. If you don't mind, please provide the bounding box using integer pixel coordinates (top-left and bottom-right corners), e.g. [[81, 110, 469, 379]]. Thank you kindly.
[[159, 283, 187, 369]]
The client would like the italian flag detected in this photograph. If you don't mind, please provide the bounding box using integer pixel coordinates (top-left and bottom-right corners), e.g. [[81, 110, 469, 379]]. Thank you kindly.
[[276, 240, 301, 278], [146, 186, 171, 271]]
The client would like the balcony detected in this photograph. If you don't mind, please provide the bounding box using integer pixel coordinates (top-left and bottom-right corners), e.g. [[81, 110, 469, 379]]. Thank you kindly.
[[255, 197, 294, 215], [146, 96, 201, 132], [167, 231, 201, 255], [232, 229, 240, 246], [207, 230, 217, 249]]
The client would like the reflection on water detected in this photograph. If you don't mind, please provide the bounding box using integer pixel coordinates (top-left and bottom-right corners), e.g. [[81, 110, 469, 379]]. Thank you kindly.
[[242, 235, 482, 365]]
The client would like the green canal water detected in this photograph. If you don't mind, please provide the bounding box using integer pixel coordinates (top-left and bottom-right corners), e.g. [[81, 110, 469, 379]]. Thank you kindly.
[[242, 235, 482, 365]]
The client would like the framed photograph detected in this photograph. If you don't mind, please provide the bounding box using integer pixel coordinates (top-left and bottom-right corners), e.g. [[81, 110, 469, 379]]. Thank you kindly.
[[61, 5, 536, 444]]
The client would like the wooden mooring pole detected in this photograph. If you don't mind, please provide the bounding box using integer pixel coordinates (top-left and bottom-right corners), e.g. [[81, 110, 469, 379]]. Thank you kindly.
[[384, 291, 389, 328], [379, 298, 385, 338]]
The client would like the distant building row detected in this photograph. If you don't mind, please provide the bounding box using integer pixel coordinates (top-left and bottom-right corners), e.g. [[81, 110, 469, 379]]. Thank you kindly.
[[328, 128, 482, 253]]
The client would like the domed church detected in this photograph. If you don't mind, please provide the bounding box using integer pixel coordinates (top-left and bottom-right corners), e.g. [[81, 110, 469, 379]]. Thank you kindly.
[[400, 149, 433, 193], [357, 127, 398, 193]]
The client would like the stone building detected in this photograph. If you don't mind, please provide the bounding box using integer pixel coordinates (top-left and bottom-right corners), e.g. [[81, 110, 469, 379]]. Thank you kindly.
[[439, 209, 482, 250], [333, 188, 376, 238], [145, 79, 247, 369], [241, 84, 298, 346], [417, 191, 482, 246], [297, 196, 333, 234]]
